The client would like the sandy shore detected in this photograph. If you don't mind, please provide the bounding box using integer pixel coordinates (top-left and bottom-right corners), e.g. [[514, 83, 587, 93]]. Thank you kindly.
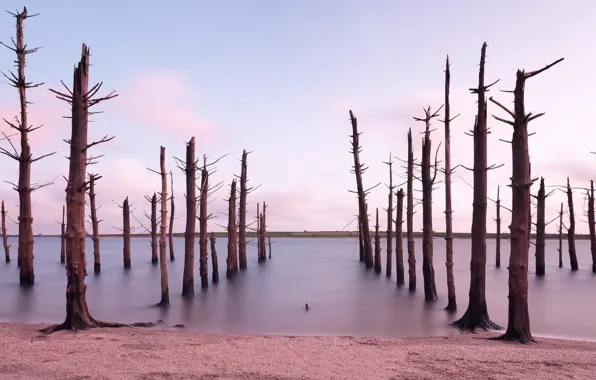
[[1, 323, 596, 379]]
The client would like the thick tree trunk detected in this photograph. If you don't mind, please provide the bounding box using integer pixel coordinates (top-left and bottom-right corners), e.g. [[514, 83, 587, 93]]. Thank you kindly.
[[168, 171, 175, 261], [88, 174, 101, 274], [149, 193, 158, 265], [374, 208, 381, 274], [558, 202, 563, 268], [156, 146, 170, 307], [226, 180, 238, 278], [443, 56, 456, 311], [495, 187, 501, 268], [395, 189, 405, 287], [358, 216, 364, 262], [199, 165, 209, 289], [453, 43, 499, 330], [534, 177, 546, 276], [385, 157, 393, 277], [566, 177, 578, 271], [349, 111, 374, 268], [2, 200, 10, 263], [210, 232, 219, 284], [589, 181, 596, 273], [238, 150, 249, 270], [182, 137, 196, 298], [122, 198, 131, 269], [406, 128, 416, 291]]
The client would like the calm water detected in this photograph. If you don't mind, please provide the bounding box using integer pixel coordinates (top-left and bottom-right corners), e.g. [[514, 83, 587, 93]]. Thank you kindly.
[[0, 236, 594, 340]]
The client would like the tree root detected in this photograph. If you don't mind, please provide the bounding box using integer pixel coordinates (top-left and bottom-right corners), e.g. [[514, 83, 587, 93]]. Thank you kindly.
[[451, 309, 502, 332], [40, 318, 158, 335], [489, 330, 537, 344]]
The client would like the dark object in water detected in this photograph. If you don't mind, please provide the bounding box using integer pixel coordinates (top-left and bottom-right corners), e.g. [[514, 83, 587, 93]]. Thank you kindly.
[[305, 303, 309, 311]]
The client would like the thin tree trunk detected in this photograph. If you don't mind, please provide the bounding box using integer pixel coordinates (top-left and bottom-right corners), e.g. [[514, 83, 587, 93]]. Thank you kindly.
[[88, 174, 101, 274], [406, 128, 416, 291], [358, 216, 364, 262], [238, 150, 249, 270], [226, 180, 238, 278], [2, 200, 9, 263], [495, 186, 501, 268], [534, 177, 546, 276], [566, 177, 578, 271], [395, 189, 405, 287], [268, 236, 272, 259], [384, 156, 393, 277], [123, 197, 131, 269], [60, 205, 66, 264], [168, 171, 175, 261], [558, 202, 563, 268], [261, 202, 267, 261], [374, 208, 381, 274], [589, 181, 596, 273], [210, 232, 219, 284], [199, 163, 209, 289], [256, 202, 261, 263], [156, 147, 170, 307], [182, 137, 196, 298], [149, 193, 158, 265]]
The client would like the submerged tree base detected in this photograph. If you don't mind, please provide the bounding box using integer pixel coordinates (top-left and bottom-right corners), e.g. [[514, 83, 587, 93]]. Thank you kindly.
[[19, 274, 34, 287], [452, 308, 501, 331], [94, 263, 101, 274], [444, 296, 457, 313], [123, 260, 131, 269], [154, 291, 170, 308], [41, 317, 155, 335], [490, 330, 536, 344]]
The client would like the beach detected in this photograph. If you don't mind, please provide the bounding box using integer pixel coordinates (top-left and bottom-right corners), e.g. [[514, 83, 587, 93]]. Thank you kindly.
[[1, 323, 595, 379]]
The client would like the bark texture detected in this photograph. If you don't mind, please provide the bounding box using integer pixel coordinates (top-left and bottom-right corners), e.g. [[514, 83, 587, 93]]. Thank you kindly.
[[199, 162, 209, 289], [406, 128, 416, 291], [534, 177, 546, 276], [2, 200, 10, 263], [122, 198, 131, 269], [168, 171, 175, 262], [88, 174, 101, 274], [384, 156, 394, 278], [374, 208, 381, 274], [149, 193, 158, 265], [395, 189, 405, 287], [210, 232, 219, 284], [226, 180, 238, 278], [238, 150, 249, 270], [566, 177, 578, 271], [156, 146, 170, 307], [181, 137, 196, 298], [358, 216, 364, 262], [495, 187, 501, 268]]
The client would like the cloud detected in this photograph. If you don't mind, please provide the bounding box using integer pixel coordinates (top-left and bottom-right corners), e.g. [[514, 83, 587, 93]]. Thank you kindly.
[[113, 70, 218, 139]]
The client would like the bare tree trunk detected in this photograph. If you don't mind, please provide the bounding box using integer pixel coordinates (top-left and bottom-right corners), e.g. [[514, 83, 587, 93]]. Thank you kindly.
[[374, 208, 381, 274], [490, 55, 563, 343], [168, 171, 175, 261], [182, 137, 196, 298], [528, 163, 532, 249], [384, 156, 394, 277], [534, 177, 546, 276], [589, 181, 596, 273], [88, 174, 101, 274], [558, 202, 563, 268], [358, 216, 364, 262], [199, 163, 209, 289], [566, 177, 578, 271], [268, 236, 272, 259], [406, 128, 416, 291], [210, 232, 219, 284], [256, 202, 261, 263], [495, 186, 501, 268], [260, 202, 267, 261], [238, 150, 249, 270], [122, 198, 131, 269], [156, 146, 170, 307], [443, 56, 456, 311], [453, 43, 499, 330], [349, 111, 374, 268], [149, 193, 158, 265], [395, 189, 405, 287], [226, 180, 238, 278], [1, 200, 9, 263]]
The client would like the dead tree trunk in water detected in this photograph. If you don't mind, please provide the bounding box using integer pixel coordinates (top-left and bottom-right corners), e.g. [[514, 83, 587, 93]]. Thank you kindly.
[[374, 208, 381, 274], [495, 187, 501, 268], [395, 189, 405, 287], [198, 160, 209, 289], [383, 155, 394, 277], [453, 42, 500, 330], [528, 163, 533, 249], [1, 201, 9, 263], [406, 128, 416, 291], [443, 56, 457, 311], [237, 149, 251, 270], [490, 55, 563, 343], [0, 8, 57, 286], [268, 236, 272, 259], [414, 106, 442, 302], [534, 177, 546, 276], [122, 198, 131, 269], [589, 181, 596, 273], [210, 232, 219, 284], [179, 137, 196, 298], [260, 202, 267, 261], [226, 180, 238, 278], [557, 202, 563, 268], [168, 171, 175, 261], [147, 193, 158, 265], [256, 202, 261, 262], [566, 177, 578, 271], [60, 205, 66, 264], [349, 110, 374, 268], [88, 174, 101, 274], [358, 216, 364, 262]]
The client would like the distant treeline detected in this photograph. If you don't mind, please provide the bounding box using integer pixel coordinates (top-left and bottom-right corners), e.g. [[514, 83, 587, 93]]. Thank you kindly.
[[26, 231, 586, 240]]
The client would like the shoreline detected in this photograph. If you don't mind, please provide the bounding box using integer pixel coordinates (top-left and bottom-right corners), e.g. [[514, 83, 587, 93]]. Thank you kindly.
[[2, 322, 596, 379]]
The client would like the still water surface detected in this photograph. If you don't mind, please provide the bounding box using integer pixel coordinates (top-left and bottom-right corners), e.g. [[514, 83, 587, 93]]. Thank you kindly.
[[0, 237, 594, 340]]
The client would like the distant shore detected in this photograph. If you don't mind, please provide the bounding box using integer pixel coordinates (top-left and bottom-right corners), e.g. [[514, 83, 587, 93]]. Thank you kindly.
[[1, 323, 595, 379], [26, 230, 589, 240]]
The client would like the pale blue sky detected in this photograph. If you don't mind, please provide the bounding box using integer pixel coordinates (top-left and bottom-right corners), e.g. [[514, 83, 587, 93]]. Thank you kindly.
[[0, 0, 594, 234]]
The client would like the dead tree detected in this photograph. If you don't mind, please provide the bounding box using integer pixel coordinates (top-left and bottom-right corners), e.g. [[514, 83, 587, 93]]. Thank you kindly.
[[589, 181, 596, 273], [268, 236, 272, 259], [566, 177, 578, 271], [59, 205, 65, 264], [406, 128, 416, 291], [414, 106, 442, 302], [533, 177, 554, 276], [175, 137, 197, 298], [168, 171, 175, 261], [41, 43, 152, 333], [383, 155, 394, 277], [358, 216, 364, 262], [146, 146, 170, 308], [0, 8, 56, 286], [2, 200, 10, 263], [490, 55, 564, 343], [453, 42, 501, 331], [557, 202, 563, 268], [395, 189, 405, 287], [374, 208, 381, 274], [349, 110, 376, 268], [256, 202, 261, 262], [226, 179, 238, 278], [495, 186, 501, 268], [145, 193, 159, 265], [122, 197, 131, 269], [442, 56, 459, 311], [87, 174, 102, 274], [210, 232, 219, 284], [260, 202, 268, 261], [236, 149, 254, 270]]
